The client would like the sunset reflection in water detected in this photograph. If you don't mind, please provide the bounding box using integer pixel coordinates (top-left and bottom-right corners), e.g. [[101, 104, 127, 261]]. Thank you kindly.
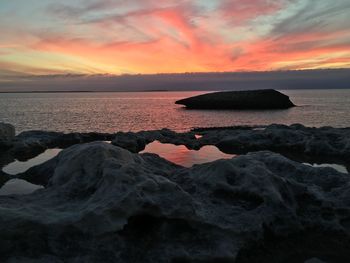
[[141, 141, 235, 167]]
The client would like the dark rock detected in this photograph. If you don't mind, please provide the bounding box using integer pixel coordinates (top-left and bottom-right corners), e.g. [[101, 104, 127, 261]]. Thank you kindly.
[[7, 130, 115, 161], [2, 123, 350, 171], [0, 171, 11, 188], [175, 89, 295, 109], [146, 128, 198, 149], [112, 129, 199, 153], [304, 258, 327, 263], [112, 132, 146, 153], [2, 142, 350, 262], [0, 123, 15, 140], [211, 124, 350, 163], [0, 122, 15, 150]]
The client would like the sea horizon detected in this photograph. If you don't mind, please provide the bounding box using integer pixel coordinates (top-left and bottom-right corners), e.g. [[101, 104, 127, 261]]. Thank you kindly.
[[1, 89, 350, 134], [2, 86, 350, 94]]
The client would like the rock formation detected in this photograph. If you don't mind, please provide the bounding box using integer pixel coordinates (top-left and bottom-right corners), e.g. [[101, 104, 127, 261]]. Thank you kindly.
[[4, 130, 115, 162], [199, 124, 350, 163], [1, 142, 350, 262], [2, 124, 350, 173], [112, 131, 146, 153], [175, 89, 295, 109], [0, 122, 15, 150]]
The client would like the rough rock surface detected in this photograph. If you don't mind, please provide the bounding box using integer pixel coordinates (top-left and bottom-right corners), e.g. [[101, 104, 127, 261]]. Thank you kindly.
[[175, 89, 295, 109], [1, 124, 350, 173], [2, 124, 350, 175], [3, 130, 115, 161], [111, 129, 196, 153], [2, 142, 350, 262], [112, 131, 146, 153], [0, 122, 15, 149], [108, 124, 350, 167], [115, 124, 350, 169], [202, 124, 350, 163]]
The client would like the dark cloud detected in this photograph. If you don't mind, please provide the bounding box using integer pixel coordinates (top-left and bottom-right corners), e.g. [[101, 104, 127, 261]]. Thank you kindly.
[[1, 69, 350, 92]]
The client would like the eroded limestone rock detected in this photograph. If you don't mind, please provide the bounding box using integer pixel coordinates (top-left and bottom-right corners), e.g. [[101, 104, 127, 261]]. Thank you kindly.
[[0, 122, 15, 149], [1, 142, 349, 262]]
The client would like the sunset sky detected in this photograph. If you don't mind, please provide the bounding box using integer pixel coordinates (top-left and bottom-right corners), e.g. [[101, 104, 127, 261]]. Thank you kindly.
[[1, 0, 350, 76]]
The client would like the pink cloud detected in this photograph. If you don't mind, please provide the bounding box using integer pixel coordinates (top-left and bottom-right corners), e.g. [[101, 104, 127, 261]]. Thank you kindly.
[[219, 0, 285, 24], [2, 0, 350, 74]]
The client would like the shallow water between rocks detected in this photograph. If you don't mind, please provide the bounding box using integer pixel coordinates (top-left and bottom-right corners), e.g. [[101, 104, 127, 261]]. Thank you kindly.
[[0, 179, 44, 196], [141, 140, 236, 167], [2, 148, 62, 175], [0, 141, 348, 196], [7, 140, 235, 170], [303, 163, 348, 174]]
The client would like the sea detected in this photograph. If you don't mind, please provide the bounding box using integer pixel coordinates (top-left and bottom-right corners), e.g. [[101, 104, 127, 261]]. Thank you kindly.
[[1, 89, 350, 190], [0, 89, 349, 133]]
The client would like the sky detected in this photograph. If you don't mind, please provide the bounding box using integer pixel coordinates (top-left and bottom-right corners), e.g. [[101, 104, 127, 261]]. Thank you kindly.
[[0, 0, 350, 77]]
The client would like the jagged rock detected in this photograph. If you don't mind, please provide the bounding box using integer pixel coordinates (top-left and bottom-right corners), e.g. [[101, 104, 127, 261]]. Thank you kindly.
[[2, 142, 350, 262], [112, 129, 199, 153], [7, 130, 115, 161], [0, 122, 15, 139], [112, 132, 146, 153], [0, 122, 15, 149], [212, 124, 350, 162], [175, 89, 295, 109], [2, 124, 350, 172], [141, 128, 199, 149]]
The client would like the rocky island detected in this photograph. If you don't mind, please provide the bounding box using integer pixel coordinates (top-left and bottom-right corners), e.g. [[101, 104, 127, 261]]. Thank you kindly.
[[1, 122, 350, 262], [175, 89, 295, 109]]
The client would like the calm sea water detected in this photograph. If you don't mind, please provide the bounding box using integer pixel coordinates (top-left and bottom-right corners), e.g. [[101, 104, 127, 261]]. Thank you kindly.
[[0, 89, 349, 133]]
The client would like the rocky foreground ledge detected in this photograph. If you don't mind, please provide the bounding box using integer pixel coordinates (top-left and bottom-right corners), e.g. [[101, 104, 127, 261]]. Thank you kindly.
[[2, 123, 349, 169], [1, 123, 350, 262]]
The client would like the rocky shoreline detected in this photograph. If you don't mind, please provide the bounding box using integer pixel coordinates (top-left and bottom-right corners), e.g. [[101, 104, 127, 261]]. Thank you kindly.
[[1, 122, 350, 262], [3, 123, 349, 170]]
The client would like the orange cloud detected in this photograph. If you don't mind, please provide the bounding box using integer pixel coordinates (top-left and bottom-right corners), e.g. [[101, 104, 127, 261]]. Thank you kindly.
[[1, 0, 350, 74], [31, 7, 240, 73]]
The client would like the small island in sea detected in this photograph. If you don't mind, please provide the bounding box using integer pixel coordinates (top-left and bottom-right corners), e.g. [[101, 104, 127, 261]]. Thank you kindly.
[[1, 121, 350, 262], [175, 89, 295, 109]]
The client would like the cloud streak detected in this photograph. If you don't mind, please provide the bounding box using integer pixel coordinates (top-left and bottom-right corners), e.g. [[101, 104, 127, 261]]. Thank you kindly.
[[0, 0, 349, 75]]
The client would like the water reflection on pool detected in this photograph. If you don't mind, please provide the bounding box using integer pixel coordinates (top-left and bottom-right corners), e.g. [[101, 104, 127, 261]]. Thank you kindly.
[[141, 141, 235, 167], [2, 148, 62, 175], [0, 179, 44, 196], [303, 163, 348, 174]]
